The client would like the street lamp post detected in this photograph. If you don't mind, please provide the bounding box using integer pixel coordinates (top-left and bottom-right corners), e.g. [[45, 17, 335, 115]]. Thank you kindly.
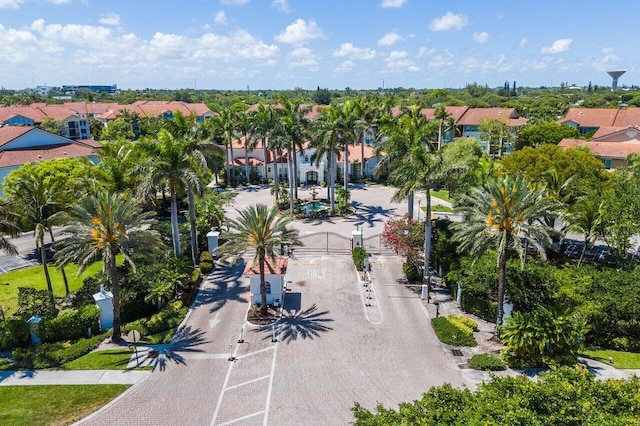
[[417, 199, 422, 222]]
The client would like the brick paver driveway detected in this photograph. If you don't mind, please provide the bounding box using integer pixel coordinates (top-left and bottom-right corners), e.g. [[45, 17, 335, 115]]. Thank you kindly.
[[80, 253, 466, 426]]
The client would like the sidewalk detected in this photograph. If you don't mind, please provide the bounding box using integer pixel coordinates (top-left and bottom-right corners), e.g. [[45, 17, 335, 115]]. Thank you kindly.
[[424, 275, 639, 387], [0, 369, 150, 386]]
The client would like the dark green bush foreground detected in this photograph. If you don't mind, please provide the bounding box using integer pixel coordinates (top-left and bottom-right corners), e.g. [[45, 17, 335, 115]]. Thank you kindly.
[[402, 262, 422, 282], [353, 367, 640, 425], [121, 301, 187, 337], [468, 353, 507, 371], [431, 317, 476, 347]]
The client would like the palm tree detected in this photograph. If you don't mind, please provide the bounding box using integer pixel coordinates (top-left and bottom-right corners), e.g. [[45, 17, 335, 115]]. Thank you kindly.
[[138, 128, 204, 258], [56, 191, 162, 342], [210, 106, 238, 185], [433, 105, 453, 150], [162, 111, 213, 266], [376, 105, 436, 219], [564, 196, 604, 266], [6, 175, 70, 298], [277, 96, 311, 202], [452, 176, 557, 337], [0, 210, 20, 256], [249, 103, 279, 186], [234, 110, 251, 183], [145, 279, 173, 310], [312, 105, 343, 215], [96, 140, 138, 196], [218, 204, 300, 315]]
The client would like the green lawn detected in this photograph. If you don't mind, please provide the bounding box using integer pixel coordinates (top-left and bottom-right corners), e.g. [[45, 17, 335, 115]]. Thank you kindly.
[[0, 257, 120, 315], [581, 348, 640, 369], [61, 349, 152, 370], [431, 205, 453, 213], [430, 189, 452, 203], [0, 385, 127, 425]]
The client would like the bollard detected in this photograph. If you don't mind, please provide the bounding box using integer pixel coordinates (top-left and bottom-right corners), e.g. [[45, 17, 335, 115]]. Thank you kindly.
[[238, 326, 245, 344], [435, 301, 440, 318], [271, 324, 277, 343], [228, 344, 235, 362]]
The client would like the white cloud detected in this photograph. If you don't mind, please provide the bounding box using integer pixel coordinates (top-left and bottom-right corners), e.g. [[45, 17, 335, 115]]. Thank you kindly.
[[387, 50, 407, 60], [214, 11, 227, 25], [379, 0, 406, 8], [519, 38, 528, 48], [0, 0, 24, 8], [220, 0, 249, 4], [428, 50, 454, 68], [31, 19, 112, 46], [378, 32, 404, 46], [334, 60, 355, 74], [275, 19, 324, 45], [592, 47, 621, 72], [333, 43, 376, 60], [287, 47, 319, 70], [272, 0, 291, 13], [99, 13, 121, 26], [417, 46, 435, 58], [48, 0, 70, 3], [429, 12, 468, 31], [541, 38, 572, 54], [473, 32, 488, 43]]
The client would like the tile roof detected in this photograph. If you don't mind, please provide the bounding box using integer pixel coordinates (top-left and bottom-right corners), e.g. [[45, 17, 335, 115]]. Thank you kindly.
[[0, 126, 34, 147], [592, 126, 640, 142], [559, 138, 640, 160], [610, 108, 640, 127], [0, 143, 97, 168], [456, 108, 524, 126], [243, 256, 289, 275], [560, 108, 619, 127]]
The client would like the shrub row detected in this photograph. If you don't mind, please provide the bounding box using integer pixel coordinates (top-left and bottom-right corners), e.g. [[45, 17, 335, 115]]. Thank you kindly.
[[40, 305, 100, 343], [12, 333, 108, 369], [468, 353, 507, 371], [447, 314, 478, 334], [402, 262, 422, 283], [0, 319, 30, 351], [121, 301, 187, 337], [431, 317, 477, 347]]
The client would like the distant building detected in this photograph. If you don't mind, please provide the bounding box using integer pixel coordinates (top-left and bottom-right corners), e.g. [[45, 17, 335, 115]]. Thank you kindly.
[[62, 85, 119, 95]]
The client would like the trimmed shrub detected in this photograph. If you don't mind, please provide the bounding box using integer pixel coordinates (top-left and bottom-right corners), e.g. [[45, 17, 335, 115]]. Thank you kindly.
[[16, 287, 58, 319], [403, 262, 422, 283], [352, 246, 368, 271], [448, 314, 479, 332], [447, 316, 474, 336], [199, 251, 214, 274], [122, 301, 187, 337], [431, 317, 477, 347], [0, 319, 30, 351], [468, 353, 507, 371], [40, 305, 100, 343], [12, 333, 107, 369]]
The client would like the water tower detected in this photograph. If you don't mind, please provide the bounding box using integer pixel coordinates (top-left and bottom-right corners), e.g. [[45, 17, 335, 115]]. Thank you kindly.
[[607, 70, 626, 90]]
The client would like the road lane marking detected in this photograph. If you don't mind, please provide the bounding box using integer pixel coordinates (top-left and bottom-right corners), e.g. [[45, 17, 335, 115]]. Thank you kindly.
[[225, 374, 270, 391], [236, 346, 275, 360], [217, 410, 265, 426], [263, 342, 278, 426], [209, 313, 221, 329]]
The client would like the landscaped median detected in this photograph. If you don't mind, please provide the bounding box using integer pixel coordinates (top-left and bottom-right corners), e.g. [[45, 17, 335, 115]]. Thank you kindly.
[[430, 314, 478, 347]]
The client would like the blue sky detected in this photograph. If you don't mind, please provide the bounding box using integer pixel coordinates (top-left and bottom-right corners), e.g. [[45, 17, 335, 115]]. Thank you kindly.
[[0, 0, 637, 91]]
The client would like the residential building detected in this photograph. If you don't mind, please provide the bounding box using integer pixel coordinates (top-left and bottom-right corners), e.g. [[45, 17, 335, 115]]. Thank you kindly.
[[559, 126, 640, 170]]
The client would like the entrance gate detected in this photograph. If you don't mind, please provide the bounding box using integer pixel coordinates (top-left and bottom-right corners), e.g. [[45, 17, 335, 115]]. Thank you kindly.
[[294, 232, 396, 256]]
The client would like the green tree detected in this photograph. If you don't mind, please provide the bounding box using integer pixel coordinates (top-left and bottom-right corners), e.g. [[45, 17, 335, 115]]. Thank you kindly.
[[5, 175, 70, 298], [276, 96, 311, 203], [55, 191, 162, 342], [218, 204, 300, 315], [249, 103, 280, 189], [479, 117, 512, 157], [138, 129, 205, 259], [102, 117, 135, 141], [209, 106, 238, 185], [563, 196, 605, 266], [517, 122, 580, 149], [145, 279, 173, 310], [0, 206, 20, 256], [452, 176, 557, 336], [312, 104, 344, 214], [38, 117, 67, 136]]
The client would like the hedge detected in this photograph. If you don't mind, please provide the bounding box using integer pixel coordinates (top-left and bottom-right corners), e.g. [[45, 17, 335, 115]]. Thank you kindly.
[[12, 333, 108, 369], [468, 353, 507, 371], [122, 301, 187, 337], [40, 305, 100, 343], [0, 319, 30, 351], [431, 317, 477, 347], [352, 247, 368, 271]]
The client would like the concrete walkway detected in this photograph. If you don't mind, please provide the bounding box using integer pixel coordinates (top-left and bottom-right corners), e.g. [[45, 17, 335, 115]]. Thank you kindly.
[[0, 369, 150, 386]]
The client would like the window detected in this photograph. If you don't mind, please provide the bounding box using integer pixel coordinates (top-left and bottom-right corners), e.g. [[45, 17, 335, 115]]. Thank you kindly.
[[268, 167, 271, 173], [265, 282, 271, 294], [603, 158, 612, 170]]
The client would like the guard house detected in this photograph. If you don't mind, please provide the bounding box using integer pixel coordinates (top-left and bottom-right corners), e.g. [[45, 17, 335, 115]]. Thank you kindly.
[[243, 256, 288, 307]]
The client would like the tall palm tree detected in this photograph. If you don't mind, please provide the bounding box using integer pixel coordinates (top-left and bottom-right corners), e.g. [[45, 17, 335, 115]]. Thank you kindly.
[[55, 191, 162, 342], [162, 111, 213, 266], [6, 175, 70, 298], [564, 196, 604, 266], [338, 100, 360, 192], [0, 210, 20, 256], [210, 106, 238, 185], [234, 110, 251, 183], [138, 129, 204, 258], [218, 204, 300, 315], [376, 105, 436, 219], [249, 103, 279, 186], [433, 105, 453, 150], [96, 140, 138, 196], [312, 105, 343, 215], [452, 176, 557, 337], [277, 96, 311, 202]]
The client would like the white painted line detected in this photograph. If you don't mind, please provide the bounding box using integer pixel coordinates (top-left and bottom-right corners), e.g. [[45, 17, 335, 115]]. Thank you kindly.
[[225, 374, 270, 391], [216, 410, 265, 426], [209, 313, 221, 329], [235, 345, 275, 360], [263, 342, 278, 426], [179, 353, 230, 360], [210, 344, 240, 426]]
